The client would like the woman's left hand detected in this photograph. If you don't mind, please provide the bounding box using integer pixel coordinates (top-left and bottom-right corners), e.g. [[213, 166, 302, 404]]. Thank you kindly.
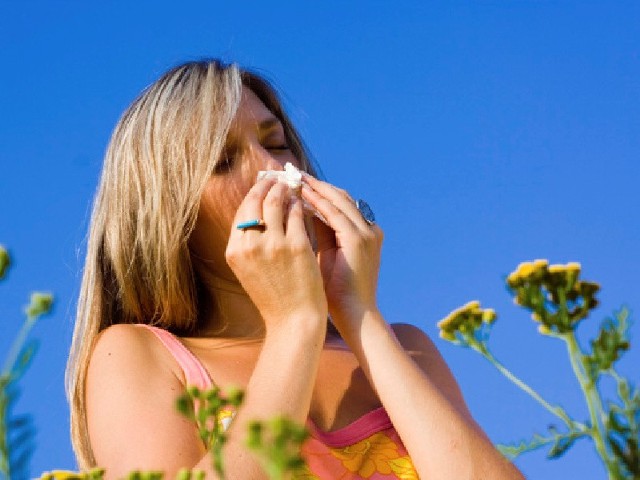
[[301, 175, 384, 334]]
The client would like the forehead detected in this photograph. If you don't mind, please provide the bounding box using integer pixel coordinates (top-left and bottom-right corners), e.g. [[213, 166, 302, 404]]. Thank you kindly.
[[227, 87, 280, 140]]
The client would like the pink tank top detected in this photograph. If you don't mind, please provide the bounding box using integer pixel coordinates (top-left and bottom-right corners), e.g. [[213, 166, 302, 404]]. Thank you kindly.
[[139, 324, 418, 479]]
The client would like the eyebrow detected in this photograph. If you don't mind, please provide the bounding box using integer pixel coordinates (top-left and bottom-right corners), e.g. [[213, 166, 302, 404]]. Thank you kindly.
[[225, 116, 284, 152], [257, 117, 283, 134]]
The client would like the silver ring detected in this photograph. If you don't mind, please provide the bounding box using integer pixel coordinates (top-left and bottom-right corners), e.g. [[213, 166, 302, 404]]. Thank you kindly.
[[356, 199, 375, 225]]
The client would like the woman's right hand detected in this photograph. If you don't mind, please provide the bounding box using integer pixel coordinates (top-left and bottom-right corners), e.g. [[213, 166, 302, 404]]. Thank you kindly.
[[225, 178, 328, 331]]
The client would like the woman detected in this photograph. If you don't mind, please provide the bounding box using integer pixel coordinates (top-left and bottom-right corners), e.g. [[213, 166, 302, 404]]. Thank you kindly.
[[67, 59, 524, 479]]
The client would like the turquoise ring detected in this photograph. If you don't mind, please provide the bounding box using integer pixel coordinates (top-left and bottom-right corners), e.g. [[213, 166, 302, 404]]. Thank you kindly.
[[236, 219, 266, 230]]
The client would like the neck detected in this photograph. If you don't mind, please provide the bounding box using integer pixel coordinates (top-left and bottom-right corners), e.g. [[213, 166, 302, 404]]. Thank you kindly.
[[196, 272, 267, 339]]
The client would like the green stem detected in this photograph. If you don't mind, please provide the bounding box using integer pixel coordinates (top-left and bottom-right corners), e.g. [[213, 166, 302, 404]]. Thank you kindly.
[[0, 315, 37, 478], [609, 369, 638, 445], [564, 328, 616, 476], [1, 315, 37, 377], [554, 286, 617, 477], [475, 342, 584, 431], [0, 389, 8, 477], [0, 308, 47, 478]]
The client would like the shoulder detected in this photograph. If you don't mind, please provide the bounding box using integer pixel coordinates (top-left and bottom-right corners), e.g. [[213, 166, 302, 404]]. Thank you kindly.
[[87, 323, 185, 397], [86, 324, 202, 475], [390, 322, 473, 420], [391, 322, 440, 357], [91, 322, 151, 357], [390, 322, 446, 374], [391, 322, 432, 344]]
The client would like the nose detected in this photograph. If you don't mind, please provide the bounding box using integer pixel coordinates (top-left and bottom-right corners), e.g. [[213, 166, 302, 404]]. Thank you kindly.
[[260, 154, 285, 171], [255, 144, 294, 172]]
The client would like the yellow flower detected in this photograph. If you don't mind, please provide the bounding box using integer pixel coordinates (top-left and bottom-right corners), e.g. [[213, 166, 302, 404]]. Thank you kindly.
[[437, 300, 480, 332], [439, 329, 457, 341], [538, 324, 552, 335], [37, 469, 104, 480], [547, 262, 582, 290], [482, 308, 497, 323], [548, 262, 581, 274], [437, 300, 496, 343], [507, 259, 600, 333], [38, 472, 78, 480], [330, 432, 400, 478], [507, 259, 548, 288]]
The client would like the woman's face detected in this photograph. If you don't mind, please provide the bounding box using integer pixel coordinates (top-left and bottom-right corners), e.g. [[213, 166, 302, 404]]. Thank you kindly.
[[189, 87, 301, 281]]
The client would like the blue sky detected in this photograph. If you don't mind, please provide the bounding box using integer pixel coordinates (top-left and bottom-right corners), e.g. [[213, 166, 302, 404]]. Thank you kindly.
[[1, 2, 638, 478]]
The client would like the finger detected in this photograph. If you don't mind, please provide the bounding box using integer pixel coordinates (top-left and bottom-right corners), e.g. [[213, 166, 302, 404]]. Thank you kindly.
[[233, 177, 276, 223], [301, 183, 359, 237], [302, 175, 370, 231], [285, 195, 310, 240], [229, 178, 275, 241], [262, 182, 289, 237]]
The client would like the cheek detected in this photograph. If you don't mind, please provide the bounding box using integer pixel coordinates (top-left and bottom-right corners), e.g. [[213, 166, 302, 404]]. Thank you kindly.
[[189, 198, 227, 260], [200, 183, 242, 232]]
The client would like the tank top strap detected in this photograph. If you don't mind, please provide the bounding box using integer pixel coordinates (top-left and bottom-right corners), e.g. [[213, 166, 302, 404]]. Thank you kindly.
[[136, 324, 213, 390]]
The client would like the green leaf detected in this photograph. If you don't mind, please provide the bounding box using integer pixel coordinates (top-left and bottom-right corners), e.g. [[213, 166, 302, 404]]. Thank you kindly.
[[548, 433, 577, 459], [497, 433, 553, 459], [586, 310, 631, 377], [0, 246, 9, 279], [245, 416, 310, 479], [497, 427, 589, 461]]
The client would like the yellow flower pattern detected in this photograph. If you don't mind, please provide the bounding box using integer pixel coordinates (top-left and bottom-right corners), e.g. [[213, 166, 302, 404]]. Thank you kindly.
[[388, 457, 419, 480], [218, 408, 417, 479], [330, 432, 401, 478]]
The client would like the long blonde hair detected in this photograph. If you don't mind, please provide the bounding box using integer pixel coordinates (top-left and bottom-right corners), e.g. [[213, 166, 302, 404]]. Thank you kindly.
[[66, 59, 316, 468]]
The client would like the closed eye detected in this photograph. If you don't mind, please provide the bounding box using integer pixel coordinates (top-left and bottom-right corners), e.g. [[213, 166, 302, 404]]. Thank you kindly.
[[213, 155, 234, 174], [267, 144, 290, 152]]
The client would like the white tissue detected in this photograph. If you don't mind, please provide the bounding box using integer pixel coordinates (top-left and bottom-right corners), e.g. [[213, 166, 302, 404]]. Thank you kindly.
[[256, 162, 328, 225], [257, 162, 303, 189]]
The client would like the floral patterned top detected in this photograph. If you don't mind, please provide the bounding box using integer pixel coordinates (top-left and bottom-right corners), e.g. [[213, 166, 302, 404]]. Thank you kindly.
[[140, 325, 419, 479], [297, 407, 417, 479]]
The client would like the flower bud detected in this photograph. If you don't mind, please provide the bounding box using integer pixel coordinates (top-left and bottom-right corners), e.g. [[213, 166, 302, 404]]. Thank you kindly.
[[538, 324, 552, 335], [0, 245, 10, 279], [25, 292, 54, 318], [482, 308, 497, 324]]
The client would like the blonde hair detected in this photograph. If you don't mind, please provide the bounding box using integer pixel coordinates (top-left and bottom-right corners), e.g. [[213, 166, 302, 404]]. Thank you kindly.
[[66, 59, 316, 468]]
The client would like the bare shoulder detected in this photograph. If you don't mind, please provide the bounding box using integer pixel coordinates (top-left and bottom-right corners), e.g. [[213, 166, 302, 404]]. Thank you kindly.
[[391, 322, 434, 347], [391, 322, 450, 370], [391, 322, 474, 420], [86, 324, 201, 477], [88, 323, 183, 385], [390, 322, 442, 361], [90, 323, 151, 363]]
